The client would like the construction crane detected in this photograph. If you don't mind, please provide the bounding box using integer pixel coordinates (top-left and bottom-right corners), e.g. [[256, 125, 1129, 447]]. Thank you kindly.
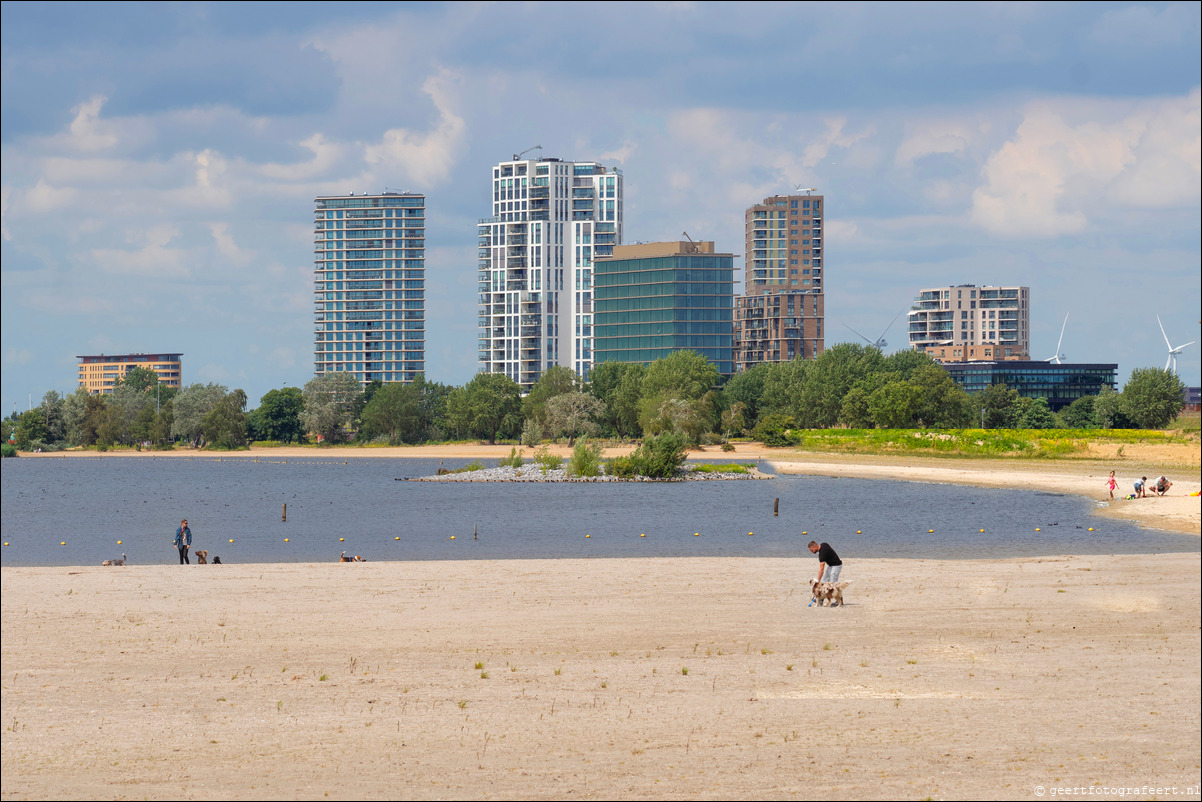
[[513, 145, 543, 161]]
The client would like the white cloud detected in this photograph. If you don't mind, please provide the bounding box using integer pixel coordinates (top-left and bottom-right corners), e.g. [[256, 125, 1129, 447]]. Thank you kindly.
[[598, 141, 637, 164], [258, 133, 344, 181], [209, 222, 253, 265], [24, 293, 115, 316], [25, 179, 78, 212], [363, 68, 467, 187], [65, 96, 119, 152], [174, 149, 232, 207], [91, 224, 189, 278], [970, 91, 1202, 237], [801, 117, 875, 168]]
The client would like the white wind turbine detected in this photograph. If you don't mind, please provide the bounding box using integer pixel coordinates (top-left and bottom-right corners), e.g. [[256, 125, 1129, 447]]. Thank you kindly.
[[1045, 313, 1069, 364], [1157, 315, 1194, 374]]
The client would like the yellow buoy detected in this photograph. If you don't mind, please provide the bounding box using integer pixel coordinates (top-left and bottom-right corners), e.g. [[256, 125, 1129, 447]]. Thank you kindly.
[[748, 532, 753, 536], [1035, 528, 1041, 532], [585, 534, 590, 538], [929, 529, 934, 533], [694, 533, 700, 537], [61, 541, 66, 545], [284, 538, 289, 542], [339, 537, 345, 542], [117, 540, 122, 544], [1088, 527, 1094, 531], [640, 533, 645, 537], [856, 530, 861, 534], [980, 529, 985, 532], [450, 536, 456, 539], [3, 542, 8, 546], [802, 531, 807, 535], [229, 539, 234, 543], [395, 536, 400, 540]]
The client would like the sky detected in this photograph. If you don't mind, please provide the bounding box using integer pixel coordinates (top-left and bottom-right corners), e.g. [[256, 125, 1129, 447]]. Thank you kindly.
[[2, 1, 1199, 416]]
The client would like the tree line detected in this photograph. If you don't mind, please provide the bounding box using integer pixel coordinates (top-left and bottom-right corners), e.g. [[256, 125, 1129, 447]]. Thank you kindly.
[[2, 346, 1188, 453]]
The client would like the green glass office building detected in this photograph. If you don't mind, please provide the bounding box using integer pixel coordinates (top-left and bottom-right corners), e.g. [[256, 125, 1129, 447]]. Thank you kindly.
[[593, 241, 734, 375]]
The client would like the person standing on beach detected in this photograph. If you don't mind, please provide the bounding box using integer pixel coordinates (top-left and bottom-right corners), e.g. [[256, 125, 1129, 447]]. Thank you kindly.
[[174, 519, 192, 564], [1107, 471, 1117, 500], [808, 540, 842, 583]]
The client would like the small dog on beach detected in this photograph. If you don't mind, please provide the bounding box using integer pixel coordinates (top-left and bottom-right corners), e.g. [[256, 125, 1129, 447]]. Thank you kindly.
[[101, 554, 127, 567], [195, 550, 208, 565], [340, 552, 365, 562], [212, 555, 222, 564], [809, 578, 851, 607]]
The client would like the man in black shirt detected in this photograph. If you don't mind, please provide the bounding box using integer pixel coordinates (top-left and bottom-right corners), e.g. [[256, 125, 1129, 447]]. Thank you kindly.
[[808, 540, 842, 584]]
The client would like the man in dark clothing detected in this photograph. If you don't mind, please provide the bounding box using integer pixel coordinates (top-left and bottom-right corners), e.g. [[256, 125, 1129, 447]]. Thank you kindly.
[[174, 519, 192, 564], [808, 540, 842, 583]]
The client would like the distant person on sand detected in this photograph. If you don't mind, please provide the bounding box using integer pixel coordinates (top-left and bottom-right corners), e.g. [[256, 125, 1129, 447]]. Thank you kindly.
[[808, 540, 842, 583], [1134, 477, 1148, 498], [174, 519, 192, 564], [1107, 471, 1117, 500], [1155, 476, 1172, 496]]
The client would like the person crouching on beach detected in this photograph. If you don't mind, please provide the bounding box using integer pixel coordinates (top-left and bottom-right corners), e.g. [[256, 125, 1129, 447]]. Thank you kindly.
[[1134, 477, 1148, 498], [174, 519, 192, 564], [1155, 476, 1172, 496], [808, 540, 842, 584]]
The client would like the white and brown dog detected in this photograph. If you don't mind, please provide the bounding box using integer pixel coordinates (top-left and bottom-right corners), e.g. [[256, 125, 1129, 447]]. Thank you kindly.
[[101, 554, 127, 566], [809, 578, 851, 607], [340, 552, 366, 562]]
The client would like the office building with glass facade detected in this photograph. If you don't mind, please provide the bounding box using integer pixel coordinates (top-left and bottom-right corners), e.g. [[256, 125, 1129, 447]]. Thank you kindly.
[[314, 192, 425, 384], [478, 156, 623, 390], [734, 193, 825, 371], [942, 361, 1117, 411], [593, 241, 734, 375], [909, 284, 1029, 357]]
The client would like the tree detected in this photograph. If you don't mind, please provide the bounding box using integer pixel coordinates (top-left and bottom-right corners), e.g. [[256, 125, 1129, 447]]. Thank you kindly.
[[1059, 395, 1097, 429], [14, 408, 48, 450], [641, 350, 720, 401], [450, 372, 522, 443], [119, 365, 163, 395], [544, 391, 604, 445], [60, 387, 91, 446], [201, 389, 249, 449], [1018, 397, 1058, 429], [360, 381, 424, 444], [1092, 385, 1130, 429], [979, 382, 1019, 429], [839, 385, 874, 429], [793, 344, 884, 429], [868, 381, 919, 429], [909, 365, 973, 428], [301, 372, 363, 443], [1120, 367, 1185, 429], [720, 364, 769, 431], [172, 383, 230, 445], [80, 393, 107, 446], [721, 401, 747, 442], [40, 391, 66, 446], [523, 366, 581, 431], [251, 387, 305, 443]]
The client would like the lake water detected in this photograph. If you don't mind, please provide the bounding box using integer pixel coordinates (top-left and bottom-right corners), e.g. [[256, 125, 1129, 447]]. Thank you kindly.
[[0, 456, 1195, 566]]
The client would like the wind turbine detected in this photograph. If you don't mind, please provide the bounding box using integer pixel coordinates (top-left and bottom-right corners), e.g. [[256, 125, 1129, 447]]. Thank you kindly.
[[1044, 313, 1069, 364], [1157, 315, 1194, 374], [843, 311, 904, 351]]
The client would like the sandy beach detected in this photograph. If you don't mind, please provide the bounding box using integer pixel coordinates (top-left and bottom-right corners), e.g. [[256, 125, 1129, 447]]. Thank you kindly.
[[2, 554, 1199, 800]]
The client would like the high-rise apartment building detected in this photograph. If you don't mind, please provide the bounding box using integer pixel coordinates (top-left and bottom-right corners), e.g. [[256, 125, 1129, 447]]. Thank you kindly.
[[314, 192, 425, 384], [594, 241, 734, 375], [908, 284, 1029, 358], [77, 353, 182, 394], [733, 193, 825, 371], [477, 155, 623, 390]]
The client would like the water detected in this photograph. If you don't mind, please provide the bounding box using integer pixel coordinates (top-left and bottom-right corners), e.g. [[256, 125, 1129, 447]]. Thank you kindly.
[[1, 456, 1195, 566]]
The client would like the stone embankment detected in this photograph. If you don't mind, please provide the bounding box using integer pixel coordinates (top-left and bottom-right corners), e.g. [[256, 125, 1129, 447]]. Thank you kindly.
[[408, 464, 771, 482]]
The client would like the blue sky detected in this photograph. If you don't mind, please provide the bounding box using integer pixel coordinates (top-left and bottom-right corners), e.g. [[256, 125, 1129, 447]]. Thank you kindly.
[[2, 1, 1199, 415]]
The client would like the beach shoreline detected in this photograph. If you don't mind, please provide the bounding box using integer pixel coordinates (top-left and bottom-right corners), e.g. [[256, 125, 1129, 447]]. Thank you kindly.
[[17, 441, 1201, 536], [3, 554, 1199, 800]]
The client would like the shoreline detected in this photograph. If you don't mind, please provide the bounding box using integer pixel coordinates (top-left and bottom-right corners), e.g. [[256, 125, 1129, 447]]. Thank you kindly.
[[3, 554, 1199, 799], [16, 441, 1200, 536]]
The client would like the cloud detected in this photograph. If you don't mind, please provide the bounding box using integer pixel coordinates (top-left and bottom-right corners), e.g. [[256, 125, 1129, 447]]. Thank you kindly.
[[25, 179, 78, 213], [91, 224, 189, 277], [363, 68, 466, 187], [970, 91, 1202, 237], [209, 222, 253, 265], [65, 96, 118, 151], [1089, 3, 1199, 48], [598, 141, 637, 164], [258, 133, 344, 181], [802, 117, 875, 168]]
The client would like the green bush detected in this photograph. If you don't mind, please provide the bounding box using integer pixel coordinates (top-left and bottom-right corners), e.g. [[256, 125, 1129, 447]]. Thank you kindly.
[[1, 443, 17, 458], [752, 413, 796, 447], [533, 445, 563, 475], [498, 446, 524, 468], [567, 441, 603, 477]]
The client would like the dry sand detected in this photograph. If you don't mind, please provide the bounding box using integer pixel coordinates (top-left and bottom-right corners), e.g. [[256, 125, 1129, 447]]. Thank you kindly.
[[2, 555, 1199, 800]]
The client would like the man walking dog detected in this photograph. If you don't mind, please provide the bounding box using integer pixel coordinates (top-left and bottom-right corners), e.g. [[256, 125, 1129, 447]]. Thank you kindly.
[[808, 540, 842, 583]]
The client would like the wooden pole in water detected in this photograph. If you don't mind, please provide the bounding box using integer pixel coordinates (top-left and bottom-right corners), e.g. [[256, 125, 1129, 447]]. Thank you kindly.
[[474, 524, 478, 541], [282, 503, 287, 523], [774, 498, 779, 517]]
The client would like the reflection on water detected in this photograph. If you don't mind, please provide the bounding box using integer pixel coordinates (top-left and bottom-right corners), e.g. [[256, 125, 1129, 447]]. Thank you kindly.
[[1, 456, 1195, 566]]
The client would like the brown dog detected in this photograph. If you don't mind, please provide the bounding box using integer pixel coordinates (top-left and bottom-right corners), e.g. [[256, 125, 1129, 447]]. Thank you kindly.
[[340, 552, 365, 562], [195, 550, 208, 565], [809, 578, 851, 607]]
